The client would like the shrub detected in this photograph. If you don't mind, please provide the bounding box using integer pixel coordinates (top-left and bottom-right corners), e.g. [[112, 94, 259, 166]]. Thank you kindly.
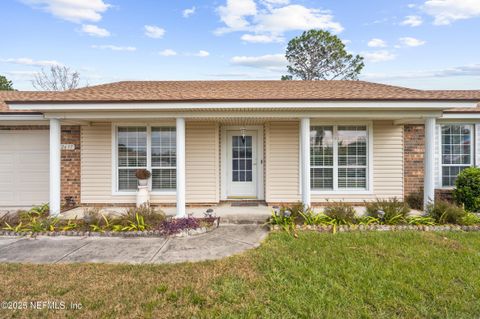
[[158, 217, 200, 235], [323, 202, 356, 225], [123, 205, 166, 226], [453, 167, 480, 212], [405, 192, 423, 211], [426, 200, 466, 224], [460, 213, 480, 226], [365, 198, 410, 225], [135, 169, 151, 180], [406, 216, 436, 226]]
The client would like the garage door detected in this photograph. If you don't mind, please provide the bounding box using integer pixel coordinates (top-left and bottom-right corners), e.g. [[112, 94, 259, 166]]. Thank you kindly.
[[0, 130, 49, 207]]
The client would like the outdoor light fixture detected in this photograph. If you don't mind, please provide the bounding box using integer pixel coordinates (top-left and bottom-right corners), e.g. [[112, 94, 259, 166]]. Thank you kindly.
[[204, 208, 214, 218], [376, 210, 386, 220], [272, 206, 280, 216], [240, 127, 247, 144]]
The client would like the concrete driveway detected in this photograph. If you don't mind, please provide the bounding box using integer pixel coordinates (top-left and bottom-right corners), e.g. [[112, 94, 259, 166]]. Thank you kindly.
[[0, 225, 268, 264]]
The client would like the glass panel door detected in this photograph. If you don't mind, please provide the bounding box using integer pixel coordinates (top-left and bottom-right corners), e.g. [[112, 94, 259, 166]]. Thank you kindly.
[[232, 135, 253, 182]]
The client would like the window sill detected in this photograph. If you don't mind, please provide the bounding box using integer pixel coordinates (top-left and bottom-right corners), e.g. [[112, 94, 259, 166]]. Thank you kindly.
[[311, 190, 373, 195], [112, 191, 177, 196]]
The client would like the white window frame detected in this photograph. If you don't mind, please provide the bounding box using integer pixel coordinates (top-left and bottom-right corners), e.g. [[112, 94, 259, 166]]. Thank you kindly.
[[309, 121, 374, 195], [111, 123, 176, 196], [438, 123, 475, 189]]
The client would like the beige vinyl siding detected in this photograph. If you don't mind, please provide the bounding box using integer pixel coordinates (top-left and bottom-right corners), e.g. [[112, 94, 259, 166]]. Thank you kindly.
[[265, 121, 301, 203], [265, 120, 403, 204], [185, 122, 219, 203], [80, 122, 219, 204]]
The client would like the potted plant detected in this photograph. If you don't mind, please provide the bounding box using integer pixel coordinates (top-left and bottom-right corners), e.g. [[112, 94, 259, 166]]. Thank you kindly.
[[135, 169, 151, 187]]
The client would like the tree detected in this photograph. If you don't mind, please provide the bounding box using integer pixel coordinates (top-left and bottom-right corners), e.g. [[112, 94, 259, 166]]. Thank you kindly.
[[283, 30, 364, 80], [0, 75, 15, 90], [32, 65, 81, 91]]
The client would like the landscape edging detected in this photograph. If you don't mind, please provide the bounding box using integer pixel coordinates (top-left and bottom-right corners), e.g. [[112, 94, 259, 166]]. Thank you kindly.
[[270, 224, 480, 232], [0, 225, 218, 238]]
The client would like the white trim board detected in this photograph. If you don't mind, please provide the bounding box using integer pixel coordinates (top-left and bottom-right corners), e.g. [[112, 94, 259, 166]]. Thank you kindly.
[[10, 101, 477, 111]]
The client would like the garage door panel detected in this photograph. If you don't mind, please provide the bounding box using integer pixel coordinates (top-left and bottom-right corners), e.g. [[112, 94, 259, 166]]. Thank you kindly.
[[0, 130, 49, 206]]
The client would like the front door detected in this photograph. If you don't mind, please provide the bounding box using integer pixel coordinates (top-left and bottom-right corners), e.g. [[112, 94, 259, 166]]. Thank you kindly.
[[226, 130, 257, 198]]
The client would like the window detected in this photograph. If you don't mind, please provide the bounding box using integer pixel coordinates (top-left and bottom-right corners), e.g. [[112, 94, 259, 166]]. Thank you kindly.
[[151, 127, 176, 190], [117, 126, 176, 192], [441, 124, 473, 187], [232, 136, 253, 182], [310, 125, 369, 191], [117, 127, 147, 191]]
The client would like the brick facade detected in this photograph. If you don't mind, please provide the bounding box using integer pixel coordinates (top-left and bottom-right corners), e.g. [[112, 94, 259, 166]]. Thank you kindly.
[[61, 125, 81, 207], [404, 124, 453, 202], [403, 124, 425, 197], [0, 124, 81, 207]]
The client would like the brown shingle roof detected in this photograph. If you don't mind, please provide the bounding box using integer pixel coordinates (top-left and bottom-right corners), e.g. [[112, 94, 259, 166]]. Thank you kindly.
[[0, 91, 50, 113], [2, 81, 480, 113]]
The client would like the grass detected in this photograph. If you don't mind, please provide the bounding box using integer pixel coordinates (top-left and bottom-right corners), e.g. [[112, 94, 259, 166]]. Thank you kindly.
[[1, 231, 480, 318]]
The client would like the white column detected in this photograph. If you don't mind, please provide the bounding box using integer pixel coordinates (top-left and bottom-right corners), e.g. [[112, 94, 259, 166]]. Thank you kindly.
[[300, 118, 311, 207], [424, 117, 436, 209], [176, 117, 186, 218], [49, 118, 61, 216]]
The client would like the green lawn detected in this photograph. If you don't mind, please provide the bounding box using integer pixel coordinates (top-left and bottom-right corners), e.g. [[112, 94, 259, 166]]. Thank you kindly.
[[1, 231, 480, 318]]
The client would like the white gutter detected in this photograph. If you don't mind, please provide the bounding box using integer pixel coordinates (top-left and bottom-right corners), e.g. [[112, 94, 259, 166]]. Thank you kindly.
[[0, 114, 46, 121], [441, 113, 480, 119], [8, 100, 478, 111]]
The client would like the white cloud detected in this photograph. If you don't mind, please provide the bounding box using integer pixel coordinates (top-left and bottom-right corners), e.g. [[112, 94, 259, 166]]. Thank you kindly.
[[159, 49, 177, 56], [423, 0, 480, 25], [399, 37, 426, 47], [194, 50, 210, 57], [401, 15, 423, 27], [21, 0, 110, 23], [241, 33, 283, 43], [263, 0, 290, 5], [257, 5, 343, 33], [81, 24, 110, 37], [216, 0, 343, 41], [367, 38, 387, 48], [144, 25, 165, 38], [91, 45, 136, 51], [183, 6, 196, 18], [1, 57, 62, 67], [363, 50, 396, 63], [230, 54, 286, 71], [218, 0, 257, 29], [5, 70, 40, 80], [364, 64, 480, 80], [407, 3, 417, 8]]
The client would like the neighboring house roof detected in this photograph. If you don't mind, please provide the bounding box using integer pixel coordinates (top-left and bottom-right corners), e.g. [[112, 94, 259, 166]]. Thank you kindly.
[[1, 81, 480, 113]]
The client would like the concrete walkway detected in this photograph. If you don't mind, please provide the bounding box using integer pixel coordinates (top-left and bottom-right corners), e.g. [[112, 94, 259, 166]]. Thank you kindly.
[[0, 225, 268, 264]]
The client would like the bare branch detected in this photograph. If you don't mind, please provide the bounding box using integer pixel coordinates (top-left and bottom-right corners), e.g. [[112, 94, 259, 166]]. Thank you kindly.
[[32, 66, 82, 91]]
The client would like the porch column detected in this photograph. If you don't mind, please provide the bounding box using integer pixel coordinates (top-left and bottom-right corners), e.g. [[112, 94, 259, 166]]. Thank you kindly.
[[300, 118, 311, 207], [49, 118, 61, 216], [424, 117, 436, 209], [176, 117, 186, 218]]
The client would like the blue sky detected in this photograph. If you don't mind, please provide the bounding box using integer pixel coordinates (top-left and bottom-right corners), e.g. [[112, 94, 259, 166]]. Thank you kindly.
[[1, 0, 479, 90]]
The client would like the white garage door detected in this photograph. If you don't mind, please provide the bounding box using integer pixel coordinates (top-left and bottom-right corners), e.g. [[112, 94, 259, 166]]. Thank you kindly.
[[0, 130, 49, 207]]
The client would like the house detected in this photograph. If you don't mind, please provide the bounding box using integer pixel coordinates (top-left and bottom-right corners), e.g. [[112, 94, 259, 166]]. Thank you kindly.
[[1, 81, 480, 217]]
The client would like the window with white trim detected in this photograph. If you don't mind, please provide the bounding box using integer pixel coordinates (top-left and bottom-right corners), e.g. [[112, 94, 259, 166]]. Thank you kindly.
[[441, 124, 473, 187], [310, 125, 368, 191], [117, 126, 176, 192]]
